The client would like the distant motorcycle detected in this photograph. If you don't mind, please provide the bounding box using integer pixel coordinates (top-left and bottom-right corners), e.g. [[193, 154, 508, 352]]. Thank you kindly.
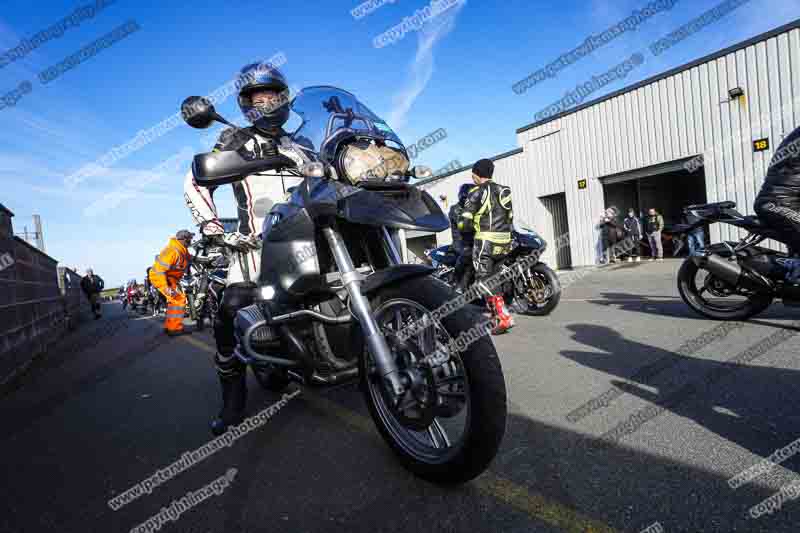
[[676, 200, 800, 319], [124, 286, 147, 315], [427, 229, 561, 316]]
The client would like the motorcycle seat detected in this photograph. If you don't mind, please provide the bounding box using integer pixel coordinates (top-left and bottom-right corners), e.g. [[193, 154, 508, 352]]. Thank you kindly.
[[686, 200, 736, 211], [737, 215, 768, 229]]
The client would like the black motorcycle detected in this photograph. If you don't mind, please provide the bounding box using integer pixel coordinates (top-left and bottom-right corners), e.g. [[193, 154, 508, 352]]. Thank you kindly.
[[187, 235, 232, 332], [676, 200, 800, 319], [180, 86, 507, 484], [427, 229, 561, 316]]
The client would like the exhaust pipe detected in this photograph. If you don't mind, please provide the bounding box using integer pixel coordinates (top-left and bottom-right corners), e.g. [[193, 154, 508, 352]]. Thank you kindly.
[[692, 254, 771, 293]]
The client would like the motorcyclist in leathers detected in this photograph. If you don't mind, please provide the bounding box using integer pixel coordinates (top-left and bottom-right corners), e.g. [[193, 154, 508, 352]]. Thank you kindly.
[[458, 159, 515, 334], [449, 183, 476, 291], [754, 125, 800, 283], [183, 63, 308, 435]]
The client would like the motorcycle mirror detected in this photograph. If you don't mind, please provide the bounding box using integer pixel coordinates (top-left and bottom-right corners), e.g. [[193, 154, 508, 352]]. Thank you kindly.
[[181, 96, 222, 129], [412, 165, 433, 179]]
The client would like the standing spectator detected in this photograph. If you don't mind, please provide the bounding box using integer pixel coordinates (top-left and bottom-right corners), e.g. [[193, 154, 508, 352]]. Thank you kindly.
[[80, 268, 105, 319], [644, 208, 665, 261], [682, 210, 706, 256], [597, 207, 623, 264], [623, 208, 642, 262]]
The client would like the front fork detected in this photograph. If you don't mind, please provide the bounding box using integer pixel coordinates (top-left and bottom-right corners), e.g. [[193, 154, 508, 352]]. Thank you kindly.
[[321, 226, 406, 397]]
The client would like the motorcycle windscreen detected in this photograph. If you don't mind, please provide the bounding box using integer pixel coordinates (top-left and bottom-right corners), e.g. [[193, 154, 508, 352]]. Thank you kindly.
[[290, 86, 404, 154], [338, 186, 449, 231]]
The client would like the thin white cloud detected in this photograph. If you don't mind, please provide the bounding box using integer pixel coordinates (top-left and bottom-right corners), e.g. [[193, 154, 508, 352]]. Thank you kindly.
[[82, 146, 194, 217], [386, 0, 467, 129]]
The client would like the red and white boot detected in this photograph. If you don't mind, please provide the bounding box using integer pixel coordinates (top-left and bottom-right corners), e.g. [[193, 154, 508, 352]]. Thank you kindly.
[[487, 295, 515, 334]]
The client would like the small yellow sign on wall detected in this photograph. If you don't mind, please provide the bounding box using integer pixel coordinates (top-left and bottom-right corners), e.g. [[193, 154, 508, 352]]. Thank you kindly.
[[753, 138, 769, 152], [577, 179, 587, 190]]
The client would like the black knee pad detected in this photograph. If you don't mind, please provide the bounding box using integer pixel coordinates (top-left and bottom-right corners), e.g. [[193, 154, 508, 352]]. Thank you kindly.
[[214, 282, 257, 355], [220, 282, 257, 319]]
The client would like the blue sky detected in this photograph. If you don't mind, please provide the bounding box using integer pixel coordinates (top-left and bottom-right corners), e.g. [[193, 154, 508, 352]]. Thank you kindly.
[[0, 0, 797, 286]]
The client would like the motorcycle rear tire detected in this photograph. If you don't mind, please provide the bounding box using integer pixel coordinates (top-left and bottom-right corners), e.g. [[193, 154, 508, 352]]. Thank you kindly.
[[677, 258, 772, 320]]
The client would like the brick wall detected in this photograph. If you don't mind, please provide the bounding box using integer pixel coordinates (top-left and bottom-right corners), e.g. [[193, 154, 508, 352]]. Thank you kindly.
[[0, 203, 91, 387]]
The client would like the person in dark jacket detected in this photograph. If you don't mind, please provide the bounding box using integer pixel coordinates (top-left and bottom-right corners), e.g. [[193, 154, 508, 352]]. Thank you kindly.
[[80, 268, 104, 319], [754, 124, 800, 283], [644, 208, 665, 260], [449, 183, 476, 291], [597, 207, 623, 264], [459, 159, 515, 334], [623, 208, 642, 262]]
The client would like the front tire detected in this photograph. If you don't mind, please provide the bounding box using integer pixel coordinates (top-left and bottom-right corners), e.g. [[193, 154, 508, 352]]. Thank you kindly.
[[513, 263, 561, 316], [359, 276, 507, 485]]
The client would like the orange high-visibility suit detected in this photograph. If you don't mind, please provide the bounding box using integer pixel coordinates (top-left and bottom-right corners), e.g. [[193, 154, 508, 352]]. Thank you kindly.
[[149, 238, 190, 333]]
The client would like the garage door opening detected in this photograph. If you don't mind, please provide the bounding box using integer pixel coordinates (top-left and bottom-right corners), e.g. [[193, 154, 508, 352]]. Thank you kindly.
[[602, 161, 707, 256], [604, 170, 707, 224]]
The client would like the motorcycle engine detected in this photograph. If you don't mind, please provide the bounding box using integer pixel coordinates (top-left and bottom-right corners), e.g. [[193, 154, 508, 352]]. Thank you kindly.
[[234, 304, 281, 355]]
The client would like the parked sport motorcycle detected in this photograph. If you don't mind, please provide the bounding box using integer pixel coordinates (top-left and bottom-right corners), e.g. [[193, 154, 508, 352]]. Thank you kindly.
[[426, 229, 561, 316], [180, 86, 507, 484], [676, 200, 800, 319]]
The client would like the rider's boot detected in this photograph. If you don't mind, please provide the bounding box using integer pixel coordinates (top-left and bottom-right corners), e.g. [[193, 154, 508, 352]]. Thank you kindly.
[[487, 295, 514, 334], [211, 366, 247, 436]]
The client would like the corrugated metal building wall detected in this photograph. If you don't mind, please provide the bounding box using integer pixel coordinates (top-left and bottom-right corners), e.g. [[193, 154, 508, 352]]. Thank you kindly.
[[515, 21, 800, 266]]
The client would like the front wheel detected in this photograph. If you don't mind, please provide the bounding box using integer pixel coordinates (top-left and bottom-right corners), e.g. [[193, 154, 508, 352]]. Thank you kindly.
[[359, 276, 507, 485], [677, 258, 772, 320], [510, 262, 561, 316]]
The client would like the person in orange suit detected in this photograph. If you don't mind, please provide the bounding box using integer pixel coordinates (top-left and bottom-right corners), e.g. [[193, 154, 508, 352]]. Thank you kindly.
[[149, 229, 195, 336]]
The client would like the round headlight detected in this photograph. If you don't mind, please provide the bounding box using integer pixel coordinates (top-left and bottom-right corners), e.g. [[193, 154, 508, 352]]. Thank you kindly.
[[339, 141, 410, 185], [340, 141, 386, 184]]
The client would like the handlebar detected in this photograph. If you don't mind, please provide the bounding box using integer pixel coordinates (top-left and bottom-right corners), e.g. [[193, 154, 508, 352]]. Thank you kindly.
[[192, 151, 297, 186]]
